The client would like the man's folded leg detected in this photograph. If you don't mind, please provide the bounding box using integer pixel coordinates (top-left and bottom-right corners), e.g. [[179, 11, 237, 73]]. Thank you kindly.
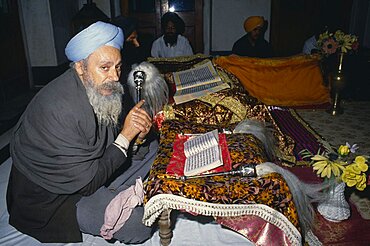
[[76, 139, 159, 243], [77, 195, 151, 244], [107, 139, 159, 191]]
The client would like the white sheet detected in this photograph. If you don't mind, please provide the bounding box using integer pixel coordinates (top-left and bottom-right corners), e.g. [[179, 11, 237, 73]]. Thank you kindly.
[[0, 158, 253, 246]]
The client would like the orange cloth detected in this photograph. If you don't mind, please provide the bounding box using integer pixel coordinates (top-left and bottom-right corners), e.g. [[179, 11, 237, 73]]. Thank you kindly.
[[214, 55, 330, 106]]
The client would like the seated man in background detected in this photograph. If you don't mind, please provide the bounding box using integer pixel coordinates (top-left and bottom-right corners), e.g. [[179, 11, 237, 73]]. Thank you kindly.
[[151, 12, 194, 58], [7, 21, 158, 244], [302, 24, 329, 54], [232, 16, 273, 58], [112, 15, 153, 68]]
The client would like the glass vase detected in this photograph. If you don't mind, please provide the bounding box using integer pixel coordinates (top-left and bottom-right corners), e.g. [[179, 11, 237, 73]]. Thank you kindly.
[[317, 181, 350, 222], [326, 52, 347, 116]]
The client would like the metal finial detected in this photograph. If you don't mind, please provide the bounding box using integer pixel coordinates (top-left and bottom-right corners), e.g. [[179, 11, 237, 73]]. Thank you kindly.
[[133, 70, 146, 103]]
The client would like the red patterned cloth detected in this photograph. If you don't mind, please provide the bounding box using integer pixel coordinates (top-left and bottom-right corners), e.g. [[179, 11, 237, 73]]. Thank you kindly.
[[217, 215, 295, 246]]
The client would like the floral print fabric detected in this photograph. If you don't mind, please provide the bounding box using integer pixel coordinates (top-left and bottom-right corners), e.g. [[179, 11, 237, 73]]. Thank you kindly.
[[144, 119, 300, 231]]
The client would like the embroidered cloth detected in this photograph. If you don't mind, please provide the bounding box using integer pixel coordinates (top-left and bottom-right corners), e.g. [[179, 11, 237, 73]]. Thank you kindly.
[[149, 55, 297, 165], [143, 120, 301, 245]]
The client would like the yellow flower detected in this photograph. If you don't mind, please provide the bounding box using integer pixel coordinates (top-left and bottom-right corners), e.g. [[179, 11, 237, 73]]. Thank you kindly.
[[308, 143, 368, 191], [312, 155, 345, 179], [341, 158, 368, 191], [317, 30, 358, 55], [318, 31, 330, 42], [333, 30, 356, 53], [334, 30, 345, 40], [347, 164, 361, 174], [341, 36, 353, 53], [354, 156, 368, 171], [342, 171, 367, 191], [338, 145, 350, 156], [356, 174, 367, 191]]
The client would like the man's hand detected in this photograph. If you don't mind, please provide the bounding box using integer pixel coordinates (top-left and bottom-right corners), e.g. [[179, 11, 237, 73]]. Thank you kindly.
[[120, 100, 152, 142]]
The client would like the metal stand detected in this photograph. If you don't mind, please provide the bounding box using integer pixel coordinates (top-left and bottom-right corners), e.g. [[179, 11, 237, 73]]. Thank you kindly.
[[327, 92, 344, 116], [327, 53, 346, 116]]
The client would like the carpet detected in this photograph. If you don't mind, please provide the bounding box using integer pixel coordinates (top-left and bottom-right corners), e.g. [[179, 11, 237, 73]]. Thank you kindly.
[[295, 101, 370, 156], [312, 203, 370, 246]]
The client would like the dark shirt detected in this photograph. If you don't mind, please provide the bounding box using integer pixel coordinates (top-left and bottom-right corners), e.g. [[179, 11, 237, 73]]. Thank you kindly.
[[122, 34, 153, 68], [123, 43, 148, 68], [232, 34, 273, 58], [120, 35, 153, 89]]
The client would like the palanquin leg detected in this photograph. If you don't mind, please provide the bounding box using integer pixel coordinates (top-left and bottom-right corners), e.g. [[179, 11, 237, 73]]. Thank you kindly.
[[158, 209, 173, 246]]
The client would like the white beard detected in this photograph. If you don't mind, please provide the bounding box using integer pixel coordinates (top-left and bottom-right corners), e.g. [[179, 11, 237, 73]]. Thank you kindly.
[[85, 79, 124, 127]]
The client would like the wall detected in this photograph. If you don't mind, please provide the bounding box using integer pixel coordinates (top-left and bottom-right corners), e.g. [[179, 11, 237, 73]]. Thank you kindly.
[[20, 0, 271, 67], [77, 0, 121, 18], [365, 5, 370, 48], [20, 0, 79, 67], [350, 0, 370, 48], [20, 0, 57, 66], [18, 0, 370, 79], [50, 0, 79, 64], [209, 0, 270, 53], [203, 0, 211, 55], [20, 0, 120, 68], [19, 0, 119, 86]]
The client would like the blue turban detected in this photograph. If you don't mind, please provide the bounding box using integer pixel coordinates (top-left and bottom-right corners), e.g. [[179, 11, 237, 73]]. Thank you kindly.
[[65, 21, 124, 62]]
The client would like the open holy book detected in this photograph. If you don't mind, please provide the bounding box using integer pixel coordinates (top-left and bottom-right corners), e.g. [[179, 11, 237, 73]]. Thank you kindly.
[[183, 129, 223, 176], [166, 130, 232, 177], [172, 60, 230, 104]]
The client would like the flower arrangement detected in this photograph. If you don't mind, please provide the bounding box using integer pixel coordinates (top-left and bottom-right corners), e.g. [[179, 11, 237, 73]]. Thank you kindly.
[[301, 142, 369, 191], [316, 30, 359, 56]]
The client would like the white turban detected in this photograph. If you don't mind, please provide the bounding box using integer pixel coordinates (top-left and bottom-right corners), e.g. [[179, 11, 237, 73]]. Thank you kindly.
[[65, 21, 124, 62]]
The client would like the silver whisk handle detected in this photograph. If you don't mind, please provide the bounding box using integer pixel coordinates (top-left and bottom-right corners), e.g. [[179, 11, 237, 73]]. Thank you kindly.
[[133, 70, 146, 103]]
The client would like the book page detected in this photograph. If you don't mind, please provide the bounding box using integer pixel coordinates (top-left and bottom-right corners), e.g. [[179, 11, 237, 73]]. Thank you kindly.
[[173, 81, 230, 105], [184, 129, 219, 157], [183, 129, 223, 176], [173, 61, 221, 90], [172, 60, 230, 105], [184, 145, 222, 176], [166, 132, 232, 177]]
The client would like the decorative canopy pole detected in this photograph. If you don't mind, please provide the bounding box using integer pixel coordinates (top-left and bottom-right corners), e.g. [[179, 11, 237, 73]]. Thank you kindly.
[[327, 52, 346, 116]]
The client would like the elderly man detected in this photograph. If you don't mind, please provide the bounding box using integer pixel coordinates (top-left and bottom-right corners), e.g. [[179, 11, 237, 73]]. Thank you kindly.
[[232, 16, 273, 58], [6, 21, 157, 243], [151, 12, 193, 58]]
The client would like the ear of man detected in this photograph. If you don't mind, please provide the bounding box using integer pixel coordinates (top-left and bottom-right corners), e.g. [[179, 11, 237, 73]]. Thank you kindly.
[[75, 61, 85, 76], [75, 61, 88, 85]]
